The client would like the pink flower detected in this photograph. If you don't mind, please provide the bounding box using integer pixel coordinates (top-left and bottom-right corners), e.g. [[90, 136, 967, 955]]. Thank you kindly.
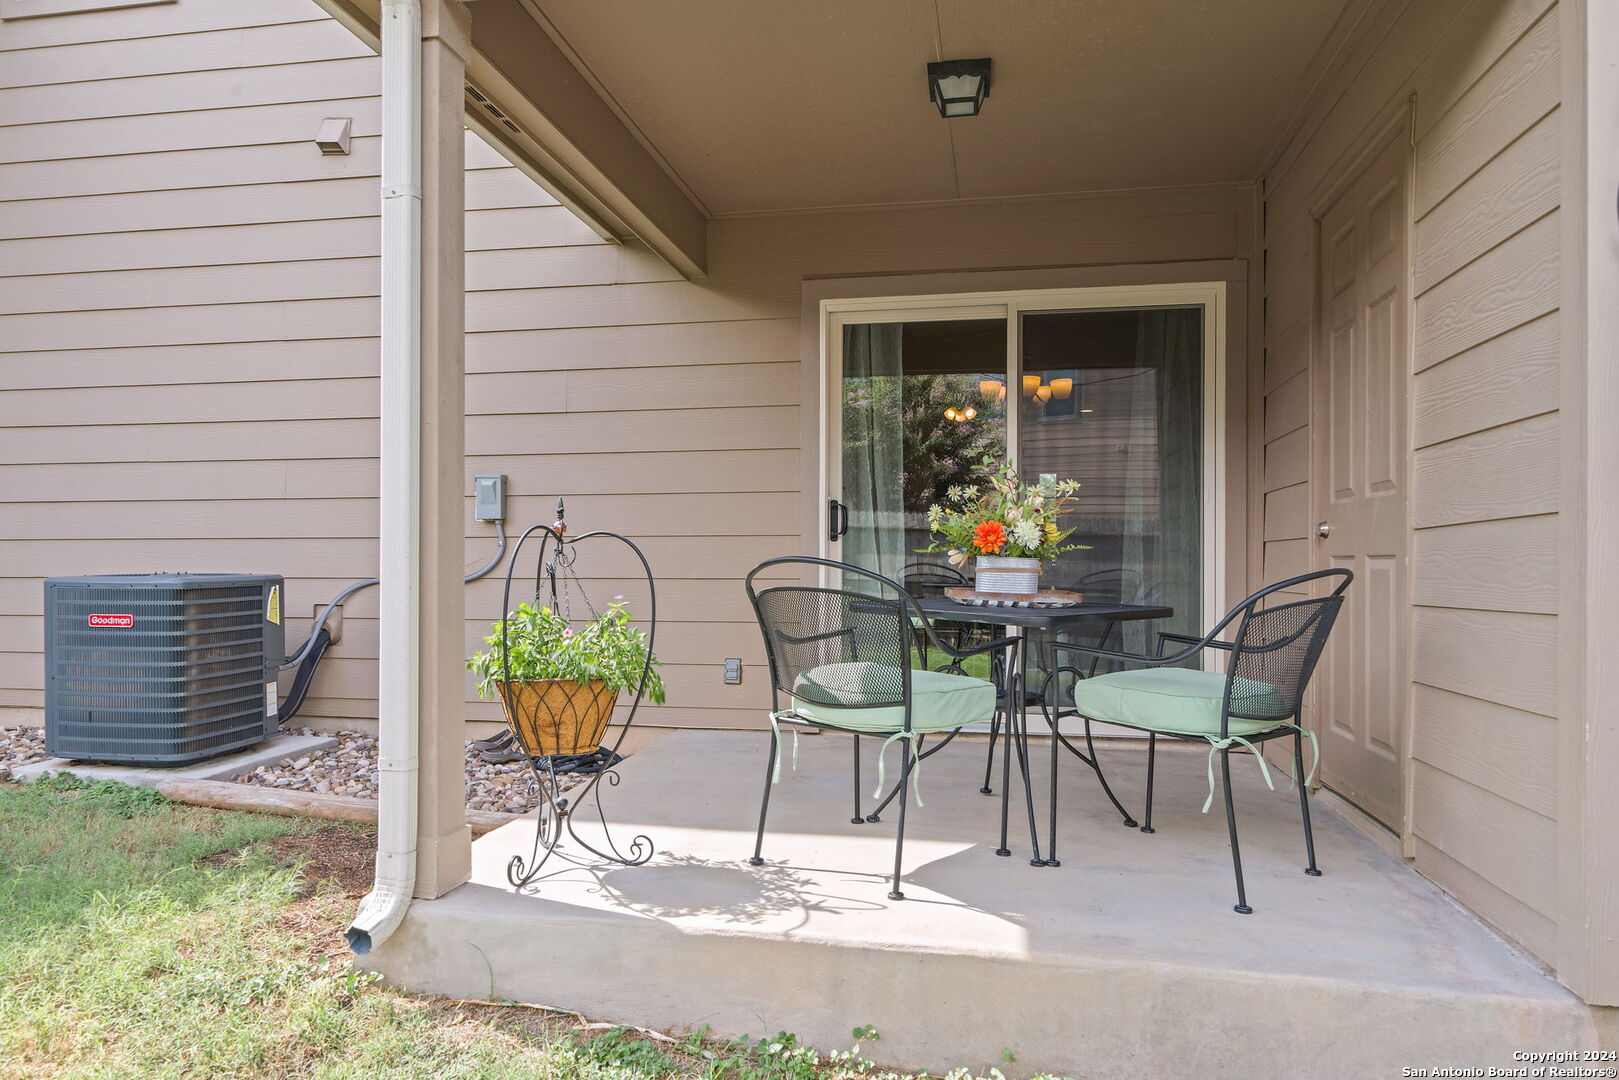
[[562, 628, 574, 637]]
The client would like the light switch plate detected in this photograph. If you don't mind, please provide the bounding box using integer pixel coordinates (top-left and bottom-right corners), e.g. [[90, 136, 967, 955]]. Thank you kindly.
[[724, 658, 743, 685]]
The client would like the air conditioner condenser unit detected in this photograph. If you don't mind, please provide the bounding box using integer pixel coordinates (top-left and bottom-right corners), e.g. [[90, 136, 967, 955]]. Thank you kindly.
[[43, 573, 285, 766]]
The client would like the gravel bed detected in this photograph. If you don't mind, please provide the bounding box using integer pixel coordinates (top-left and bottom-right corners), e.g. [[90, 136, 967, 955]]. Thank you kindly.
[[234, 728, 579, 814], [0, 723, 572, 815], [0, 725, 48, 781]]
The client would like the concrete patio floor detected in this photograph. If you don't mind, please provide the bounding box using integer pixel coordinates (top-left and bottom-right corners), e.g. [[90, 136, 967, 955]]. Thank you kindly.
[[367, 730, 1612, 1079]]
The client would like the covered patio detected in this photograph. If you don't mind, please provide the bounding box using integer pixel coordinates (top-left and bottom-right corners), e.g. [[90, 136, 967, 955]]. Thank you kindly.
[[292, 0, 1619, 1069], [369, 730, 1601, 1078]]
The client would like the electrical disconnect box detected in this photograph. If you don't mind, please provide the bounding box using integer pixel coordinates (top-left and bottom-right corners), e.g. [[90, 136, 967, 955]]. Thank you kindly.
[[473, 474, 507, 522]]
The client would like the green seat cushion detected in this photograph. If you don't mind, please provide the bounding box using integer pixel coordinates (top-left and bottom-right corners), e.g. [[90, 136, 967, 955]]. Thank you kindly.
[[1069, 668, 1289, 737], [791, 662, 996, 733]]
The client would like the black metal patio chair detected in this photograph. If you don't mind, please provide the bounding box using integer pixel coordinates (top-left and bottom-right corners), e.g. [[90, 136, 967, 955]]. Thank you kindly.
[[745, 556, 1019, 899], [1045, 568, 1352, 913]]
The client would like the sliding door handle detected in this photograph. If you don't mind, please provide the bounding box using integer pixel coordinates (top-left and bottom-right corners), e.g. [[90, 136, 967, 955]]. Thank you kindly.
[[828, 499, 849, 542]]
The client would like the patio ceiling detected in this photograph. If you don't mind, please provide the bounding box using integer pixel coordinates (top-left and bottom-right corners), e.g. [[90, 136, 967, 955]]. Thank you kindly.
[[522, 0, 1366, 216], [317, 0, 1376, 274]]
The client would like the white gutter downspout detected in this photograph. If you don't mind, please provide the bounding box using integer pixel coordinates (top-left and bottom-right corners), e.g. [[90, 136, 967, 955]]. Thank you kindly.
[[348, 0, 421, 955]]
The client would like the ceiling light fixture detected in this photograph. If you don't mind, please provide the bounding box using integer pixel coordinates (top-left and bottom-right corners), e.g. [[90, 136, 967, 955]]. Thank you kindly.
[[927, 58, 991, 118], [943, 405, 978, 422]]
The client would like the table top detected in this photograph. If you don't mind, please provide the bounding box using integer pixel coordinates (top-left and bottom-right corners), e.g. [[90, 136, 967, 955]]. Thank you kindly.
[[913, 596, 1174, 629]]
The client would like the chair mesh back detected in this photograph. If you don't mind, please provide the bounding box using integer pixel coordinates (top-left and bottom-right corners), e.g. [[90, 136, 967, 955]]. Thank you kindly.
[[1227, 595, 1343, 721], [753, 586, 909, 709]]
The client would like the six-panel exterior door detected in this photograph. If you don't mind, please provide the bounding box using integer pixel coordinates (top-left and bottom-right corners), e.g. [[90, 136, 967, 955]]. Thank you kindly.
[[1312, 133, 1411, 831]]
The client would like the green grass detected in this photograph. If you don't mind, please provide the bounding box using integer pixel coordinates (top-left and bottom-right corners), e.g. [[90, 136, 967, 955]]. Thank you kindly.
[[0, 775, 1059, 1080], [910, 645, 992, 681]]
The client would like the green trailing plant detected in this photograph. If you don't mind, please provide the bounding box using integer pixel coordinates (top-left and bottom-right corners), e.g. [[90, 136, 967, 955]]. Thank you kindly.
[[467, 600, 666, 704]]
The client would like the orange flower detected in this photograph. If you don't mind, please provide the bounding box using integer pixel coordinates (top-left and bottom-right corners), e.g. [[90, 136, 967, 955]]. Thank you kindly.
[[972, 520, 1008, 554]]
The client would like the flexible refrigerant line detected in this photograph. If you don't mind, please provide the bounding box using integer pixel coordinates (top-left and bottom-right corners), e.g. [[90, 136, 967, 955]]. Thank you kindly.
[[281, 519, 507, 670]]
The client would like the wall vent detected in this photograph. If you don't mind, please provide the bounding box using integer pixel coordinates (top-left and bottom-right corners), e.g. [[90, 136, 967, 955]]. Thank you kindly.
[[465, 83, 522, 134]]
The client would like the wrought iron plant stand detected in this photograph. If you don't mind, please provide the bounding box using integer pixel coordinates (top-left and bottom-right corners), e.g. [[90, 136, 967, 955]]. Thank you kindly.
[[497, 500, 657, 888]]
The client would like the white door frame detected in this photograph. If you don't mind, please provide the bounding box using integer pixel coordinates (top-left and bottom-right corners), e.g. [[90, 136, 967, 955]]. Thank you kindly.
[[818, 281, 1228, 631]]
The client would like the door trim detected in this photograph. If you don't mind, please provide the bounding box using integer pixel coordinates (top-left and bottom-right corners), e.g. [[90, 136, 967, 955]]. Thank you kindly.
[[816, 280, 1228, 634]]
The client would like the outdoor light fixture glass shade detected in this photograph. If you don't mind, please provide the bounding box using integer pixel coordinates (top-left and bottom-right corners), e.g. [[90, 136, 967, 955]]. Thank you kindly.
[[928, 58, 991, 118]]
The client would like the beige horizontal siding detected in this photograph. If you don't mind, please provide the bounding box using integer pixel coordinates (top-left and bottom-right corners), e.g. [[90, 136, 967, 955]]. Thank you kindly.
[[1259, 0, 1564, 962], [0, 0, 1252, 739]]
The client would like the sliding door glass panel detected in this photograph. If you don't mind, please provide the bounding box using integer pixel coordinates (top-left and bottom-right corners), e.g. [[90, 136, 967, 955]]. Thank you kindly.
[[1020, 306, 1203, 665], [841, 319, 1007, 588]]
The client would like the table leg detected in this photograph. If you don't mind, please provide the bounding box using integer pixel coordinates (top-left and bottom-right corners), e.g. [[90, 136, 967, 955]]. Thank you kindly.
[[1047, 685, 1061, 867], [1011, 677, 1044, 866], [996, 667, 1014, 858]]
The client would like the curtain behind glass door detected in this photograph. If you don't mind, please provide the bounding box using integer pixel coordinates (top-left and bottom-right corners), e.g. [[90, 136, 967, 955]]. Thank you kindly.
[[839, 319, 1007, 590], [1020, 306, 1203, 672]]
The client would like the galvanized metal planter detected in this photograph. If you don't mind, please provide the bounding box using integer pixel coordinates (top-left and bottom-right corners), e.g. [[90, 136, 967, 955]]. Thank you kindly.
[[974, 555, 1042, 596]]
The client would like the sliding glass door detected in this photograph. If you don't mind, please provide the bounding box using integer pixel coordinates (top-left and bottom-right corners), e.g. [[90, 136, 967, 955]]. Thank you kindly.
[[827, 286, 1219, 647], [838, 317, 1008, 585]]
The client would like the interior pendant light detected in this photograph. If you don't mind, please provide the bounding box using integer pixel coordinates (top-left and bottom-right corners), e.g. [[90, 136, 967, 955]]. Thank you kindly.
[[1048, 378, 1074, 400], [927, 58, 991, 118]]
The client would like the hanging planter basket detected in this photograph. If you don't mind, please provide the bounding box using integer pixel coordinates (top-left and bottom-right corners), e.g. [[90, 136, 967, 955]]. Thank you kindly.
[[496, 678, 619, 757]]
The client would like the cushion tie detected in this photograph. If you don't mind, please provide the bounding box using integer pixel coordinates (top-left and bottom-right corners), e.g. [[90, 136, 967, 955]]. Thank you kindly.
[[873, 730, 924, 807], [1200, 722, 1317, 813], [767, 711, 800, 783]]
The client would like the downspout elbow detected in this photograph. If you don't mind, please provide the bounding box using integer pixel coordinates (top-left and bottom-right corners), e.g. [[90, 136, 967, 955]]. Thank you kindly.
[[346, 849, 415, 954]]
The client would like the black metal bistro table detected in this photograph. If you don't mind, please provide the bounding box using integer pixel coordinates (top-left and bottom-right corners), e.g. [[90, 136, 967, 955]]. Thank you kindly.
[[913, 597, 1173, 866]]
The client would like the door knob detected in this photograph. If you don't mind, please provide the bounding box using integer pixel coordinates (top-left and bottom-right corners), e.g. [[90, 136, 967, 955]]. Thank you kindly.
[[1316, 521, 1331, 539]]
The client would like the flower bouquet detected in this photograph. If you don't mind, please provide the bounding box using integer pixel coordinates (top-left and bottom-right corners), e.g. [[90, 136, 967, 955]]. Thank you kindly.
[[924, 461, 1084, 597]]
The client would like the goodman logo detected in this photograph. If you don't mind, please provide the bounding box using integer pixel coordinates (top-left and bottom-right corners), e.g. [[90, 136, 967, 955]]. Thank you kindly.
[[87, 613, 135, 628]]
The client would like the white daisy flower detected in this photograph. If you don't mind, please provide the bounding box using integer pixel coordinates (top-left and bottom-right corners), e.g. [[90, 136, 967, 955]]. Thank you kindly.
[[1010, 519, 1043, 550]]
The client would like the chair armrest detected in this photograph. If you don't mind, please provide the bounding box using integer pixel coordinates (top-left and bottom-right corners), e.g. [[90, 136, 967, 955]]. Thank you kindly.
[[1053, 630, 1219, 669], [1157, 631, 1233, 656]]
